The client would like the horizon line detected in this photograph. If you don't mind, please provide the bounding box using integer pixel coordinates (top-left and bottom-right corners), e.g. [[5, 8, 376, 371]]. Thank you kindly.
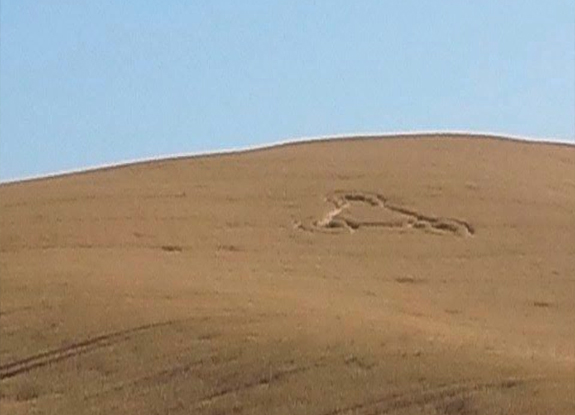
[[2, 130, 574, 185]]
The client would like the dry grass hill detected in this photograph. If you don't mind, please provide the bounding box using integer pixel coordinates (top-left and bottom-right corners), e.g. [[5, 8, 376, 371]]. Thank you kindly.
[[0, 133, 574, 414]]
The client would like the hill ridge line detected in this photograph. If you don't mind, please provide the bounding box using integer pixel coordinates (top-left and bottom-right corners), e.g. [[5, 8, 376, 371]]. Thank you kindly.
[[2, 130, 573, 185]]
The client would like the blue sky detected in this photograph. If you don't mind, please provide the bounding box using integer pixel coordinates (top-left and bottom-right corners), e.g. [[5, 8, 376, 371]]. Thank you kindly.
[[1, 1, 574, 180]]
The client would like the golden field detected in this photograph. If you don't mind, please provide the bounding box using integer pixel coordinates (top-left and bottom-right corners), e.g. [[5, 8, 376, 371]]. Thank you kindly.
[[1, 134, 574, 414]]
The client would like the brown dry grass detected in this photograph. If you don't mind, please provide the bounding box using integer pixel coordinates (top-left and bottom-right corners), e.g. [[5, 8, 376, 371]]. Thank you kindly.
[[0, 133, 574, 414]]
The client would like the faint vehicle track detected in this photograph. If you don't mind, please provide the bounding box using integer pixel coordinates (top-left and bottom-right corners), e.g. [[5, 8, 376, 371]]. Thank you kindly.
[[321, 377, 536, 415], [298, 191, 474, 237], [193, 359, 327, 409], [0, 320, 178, 380]]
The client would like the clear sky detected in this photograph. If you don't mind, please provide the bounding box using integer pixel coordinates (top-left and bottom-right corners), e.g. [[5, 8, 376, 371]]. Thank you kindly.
[[1, 1, 574, 181]]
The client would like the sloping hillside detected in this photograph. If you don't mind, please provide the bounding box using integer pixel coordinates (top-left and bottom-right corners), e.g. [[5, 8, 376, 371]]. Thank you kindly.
[[1, 134, 574, 414]]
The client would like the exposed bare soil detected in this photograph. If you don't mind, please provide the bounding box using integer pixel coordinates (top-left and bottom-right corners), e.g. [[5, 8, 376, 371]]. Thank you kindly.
[[1, 133, 574, 414]]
